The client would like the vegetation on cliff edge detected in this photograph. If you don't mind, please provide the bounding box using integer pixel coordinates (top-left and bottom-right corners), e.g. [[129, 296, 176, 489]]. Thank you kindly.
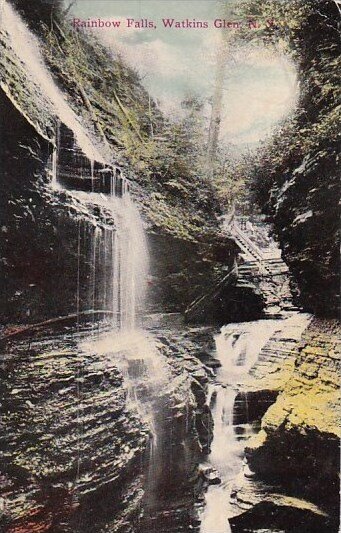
[[10, 0, 223, 242], [233, 0, 340, 316]]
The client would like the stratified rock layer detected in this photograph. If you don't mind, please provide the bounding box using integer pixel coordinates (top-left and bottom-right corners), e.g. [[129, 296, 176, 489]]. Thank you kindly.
[[230, 317, 340, 532], [0, 327, 149, 532], [249, 0, 340, 318], [273, 151, 339, 317]]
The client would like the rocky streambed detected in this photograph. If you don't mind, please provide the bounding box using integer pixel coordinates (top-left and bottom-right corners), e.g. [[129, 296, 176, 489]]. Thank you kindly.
[[229, 317, 340, 533], [0, 316, 214, 533], [1, 311, 338, 533]]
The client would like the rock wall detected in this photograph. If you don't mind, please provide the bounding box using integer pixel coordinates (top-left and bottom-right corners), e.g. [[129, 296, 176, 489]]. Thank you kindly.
[[230, 316, 340, 532], [0, 85, 234, 324], [0, 88, 115, 324], [248, 0, 340, 318], [0, 3, 235, 325], [0, 317, 219, 533], [147, 233, 237, 315], [231, 3, 340, 527], [272, 150, 339, 317], [1, 0, 223, 245], [0, 326, 149, 532]]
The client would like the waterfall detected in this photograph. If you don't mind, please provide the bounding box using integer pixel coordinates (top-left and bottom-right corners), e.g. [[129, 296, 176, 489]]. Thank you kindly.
[[3, 0, 157, 465], [63, 171, 149, 331], [200, 314, 311, 533], [200, 319, 283, 533], [2, 0, 151, 330], [105, 174, 149, 330], [1, 0, 105, 163], [45, 114, 149, 332]]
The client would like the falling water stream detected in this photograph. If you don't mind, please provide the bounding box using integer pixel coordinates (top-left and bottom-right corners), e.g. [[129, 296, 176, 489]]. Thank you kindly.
[[198, 320, 281, 533], [199, 314, 311, 533], [1, 0, 105, 163], [2, 2, 179, 523], [29, 139, 315, 531], [71, 178, 149, 331]]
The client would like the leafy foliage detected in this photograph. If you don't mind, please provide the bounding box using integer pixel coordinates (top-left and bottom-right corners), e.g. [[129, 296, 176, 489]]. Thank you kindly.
[[233, 0, 340, 209], [234, 0, 340, 315], [35, 18, 222, 241], [11, 0, 64, 30]]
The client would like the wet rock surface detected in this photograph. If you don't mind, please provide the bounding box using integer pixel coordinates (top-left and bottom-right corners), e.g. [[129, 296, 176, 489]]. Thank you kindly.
[[129, 316, 217, 532], [0, 87, 116, 325], [229, 498, 334, 533], [230, 317, 340, 532], [0, 325, 149, 532], [0, 4, 339, 533], [0, 315, 220, 533], [273, 151, 339, 317], [251, 0, 340, 319]]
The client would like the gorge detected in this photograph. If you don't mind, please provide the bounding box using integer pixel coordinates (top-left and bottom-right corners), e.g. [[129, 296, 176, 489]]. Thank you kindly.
[[0, 1, 339, 533]]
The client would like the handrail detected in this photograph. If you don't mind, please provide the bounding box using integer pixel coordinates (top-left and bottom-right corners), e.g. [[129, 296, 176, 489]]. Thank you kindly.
[[185, 264, 238, 320], [223, 219, 283, 274], [230, 222, 265, 262]]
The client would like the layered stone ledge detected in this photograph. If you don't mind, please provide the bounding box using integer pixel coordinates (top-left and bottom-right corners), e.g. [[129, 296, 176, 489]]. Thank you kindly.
[[229, 316, 340, 532], [0, 328, 149, 532]]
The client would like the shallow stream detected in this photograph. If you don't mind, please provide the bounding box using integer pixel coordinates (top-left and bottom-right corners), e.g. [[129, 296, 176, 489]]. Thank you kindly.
[[199, 319, 284, 533]]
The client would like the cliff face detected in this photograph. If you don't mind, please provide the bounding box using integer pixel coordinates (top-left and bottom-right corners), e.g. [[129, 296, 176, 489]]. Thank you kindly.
[[230, 316, 340, 532], [0, 319, 218, 533], [0, 1, 236, 324], [272, 147, 339, 317], [0, 327, 149, 533], [247, 0, 340, 317], [2, 0, 221, 244], [0, 5, 223, 531], [0, 84, 233, 324], [228, 3, 340, 528]]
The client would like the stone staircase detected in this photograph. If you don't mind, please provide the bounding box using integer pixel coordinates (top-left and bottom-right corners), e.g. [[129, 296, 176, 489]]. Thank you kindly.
[[185, 216, 298, 323], [224, 217, 297, 315]]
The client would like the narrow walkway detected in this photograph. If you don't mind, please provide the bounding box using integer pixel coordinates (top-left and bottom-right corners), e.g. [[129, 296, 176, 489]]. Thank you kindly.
[[225, 217, 287, 273], [223, 216, 297, 315], [185, 216, 297, 322]]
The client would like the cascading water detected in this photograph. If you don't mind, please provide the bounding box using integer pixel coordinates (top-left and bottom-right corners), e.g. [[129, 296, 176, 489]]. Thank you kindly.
[[6, 0, 166, 505], [75, 176, 174, 530], [73, 172, 149, 331], [200, 314, 311, 533], [1, 0, 105, 163], [200, 313, 310, 533], [0, 3, 312, 533], [2, 5, 314, 532], [2, 0, 150, 327], [199, 320, 282, 533], [3, 0, 153, 402]]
